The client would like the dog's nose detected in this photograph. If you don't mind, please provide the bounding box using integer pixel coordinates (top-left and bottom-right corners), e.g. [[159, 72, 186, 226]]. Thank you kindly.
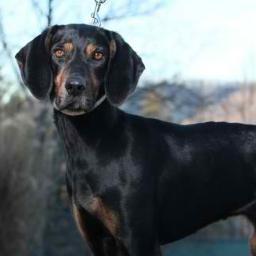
[[65, 79, 86, 96]]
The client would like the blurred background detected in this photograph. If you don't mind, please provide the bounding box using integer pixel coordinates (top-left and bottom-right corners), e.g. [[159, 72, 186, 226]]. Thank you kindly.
[[0, 0, 256, 255]]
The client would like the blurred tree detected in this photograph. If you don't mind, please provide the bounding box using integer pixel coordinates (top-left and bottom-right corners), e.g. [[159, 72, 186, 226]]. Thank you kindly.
[[31, 0, 54, 27], [0, 1, 166, 255], [101, 0, 163, 23], [4, 1, 253, 255], [0, 15, 27, 96]]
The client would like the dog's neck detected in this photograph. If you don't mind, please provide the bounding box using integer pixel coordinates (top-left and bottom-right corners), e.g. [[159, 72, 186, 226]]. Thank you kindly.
[[54, 99, 122, 149]]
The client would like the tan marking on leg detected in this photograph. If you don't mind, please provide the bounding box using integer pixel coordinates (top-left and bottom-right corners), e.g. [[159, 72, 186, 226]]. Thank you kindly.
[[72, 202, 89, 241], [90, 197, 120, 237], [251, 233, 256, 256]]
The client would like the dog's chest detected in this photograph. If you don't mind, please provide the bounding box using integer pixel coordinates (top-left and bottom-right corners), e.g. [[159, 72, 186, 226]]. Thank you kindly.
[[74, 171, 122, 237]]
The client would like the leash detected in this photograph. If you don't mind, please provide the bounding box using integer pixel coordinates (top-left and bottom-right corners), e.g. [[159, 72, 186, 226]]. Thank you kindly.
[[92, 94, 107, 110], [87, 0, 107, 114], [91, 0, 107, 27]]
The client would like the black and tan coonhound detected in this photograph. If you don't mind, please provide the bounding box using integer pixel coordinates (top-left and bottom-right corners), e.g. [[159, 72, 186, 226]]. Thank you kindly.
[[16, 24, 256, 256]]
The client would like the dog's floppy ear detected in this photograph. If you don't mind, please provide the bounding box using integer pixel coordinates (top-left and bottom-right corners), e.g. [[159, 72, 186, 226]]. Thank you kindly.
[[105, 31, 145, 105], [15, 25, 60, 99]]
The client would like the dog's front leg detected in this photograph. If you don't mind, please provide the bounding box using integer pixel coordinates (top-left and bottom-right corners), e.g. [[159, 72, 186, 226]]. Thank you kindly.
[[72, 203, 128, 256], [116, 211, 162, 256], [72, 201, 161, 256], [124, 239, 162, 256]]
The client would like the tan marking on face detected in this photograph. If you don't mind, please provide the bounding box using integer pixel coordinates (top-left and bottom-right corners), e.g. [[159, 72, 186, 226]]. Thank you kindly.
[[90, 197, 120, 236], [54, 68, 68, 96], [91, 72, 100, 93], [109, 40, 117, 59], [64, 42, 74, 53], [85, 43, 97, 57]]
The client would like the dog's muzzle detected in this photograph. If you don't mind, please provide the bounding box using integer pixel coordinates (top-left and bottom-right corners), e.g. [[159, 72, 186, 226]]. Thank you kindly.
[[53, 94, 107, 116]]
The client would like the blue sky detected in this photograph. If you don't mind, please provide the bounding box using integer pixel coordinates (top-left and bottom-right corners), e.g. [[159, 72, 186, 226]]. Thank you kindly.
[[1, 0, 256, 85]]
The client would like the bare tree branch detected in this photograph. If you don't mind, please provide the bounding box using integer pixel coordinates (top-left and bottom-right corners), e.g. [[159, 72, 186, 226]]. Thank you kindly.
[[0, 13, 28, 97], [47, 0, 53, 27], [102, 1, 163, 23], [31, 0, 54, 28], [31, 0, 46, 18]]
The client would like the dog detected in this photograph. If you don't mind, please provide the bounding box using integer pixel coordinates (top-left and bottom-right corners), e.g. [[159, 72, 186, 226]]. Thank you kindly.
[[15, 24, 256, 256]]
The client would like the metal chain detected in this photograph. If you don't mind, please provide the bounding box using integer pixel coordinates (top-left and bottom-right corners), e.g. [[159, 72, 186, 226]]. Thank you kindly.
[[91, 0, 107, 27]]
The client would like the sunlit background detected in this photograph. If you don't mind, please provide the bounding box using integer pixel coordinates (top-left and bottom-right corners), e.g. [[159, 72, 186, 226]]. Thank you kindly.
[[0, 0, 256, 255]]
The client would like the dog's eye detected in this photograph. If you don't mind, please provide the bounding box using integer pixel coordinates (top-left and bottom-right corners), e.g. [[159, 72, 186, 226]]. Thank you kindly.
[[93, 51, 104, 61], [54, 49, 65, 58]]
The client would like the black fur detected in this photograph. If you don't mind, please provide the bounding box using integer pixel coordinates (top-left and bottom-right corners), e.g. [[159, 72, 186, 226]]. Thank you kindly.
[[106, 31, 144, 105], [16, 24, 256, 256], [15, 26, 61, 99]]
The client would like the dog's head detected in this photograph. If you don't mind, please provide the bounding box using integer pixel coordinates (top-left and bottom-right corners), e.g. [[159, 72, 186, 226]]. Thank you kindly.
[[15, 24, 145, 116]]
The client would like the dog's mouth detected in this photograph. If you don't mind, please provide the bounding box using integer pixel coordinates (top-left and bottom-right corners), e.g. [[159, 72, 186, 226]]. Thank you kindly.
[[53, 96, 94, 116]]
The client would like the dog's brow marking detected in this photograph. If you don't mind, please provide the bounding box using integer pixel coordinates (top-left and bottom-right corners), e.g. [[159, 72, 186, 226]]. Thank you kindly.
[[64, 42, 74, 52], [85, 43, 97, 57]]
